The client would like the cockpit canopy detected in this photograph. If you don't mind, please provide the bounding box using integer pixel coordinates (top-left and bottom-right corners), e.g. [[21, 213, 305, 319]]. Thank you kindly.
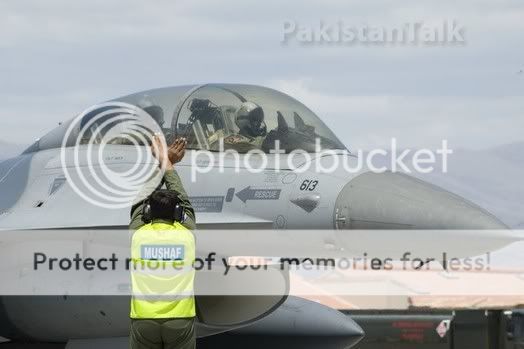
[[24, 84, 347, 154]]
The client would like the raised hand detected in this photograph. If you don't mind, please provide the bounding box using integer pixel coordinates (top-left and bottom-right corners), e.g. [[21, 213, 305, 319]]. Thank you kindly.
[[168, 137, 187, 164], [151, 134, 173, 170]]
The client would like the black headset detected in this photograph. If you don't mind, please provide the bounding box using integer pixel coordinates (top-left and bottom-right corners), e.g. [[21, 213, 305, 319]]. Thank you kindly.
[[142, 197, 186, 224]]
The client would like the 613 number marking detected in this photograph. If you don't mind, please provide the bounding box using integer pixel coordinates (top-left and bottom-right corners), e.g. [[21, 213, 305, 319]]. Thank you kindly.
[[300, 180, 319, 191]]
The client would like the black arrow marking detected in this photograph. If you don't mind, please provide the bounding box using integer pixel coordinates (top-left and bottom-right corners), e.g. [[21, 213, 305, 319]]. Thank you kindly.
[[235, 186, 281, 203]]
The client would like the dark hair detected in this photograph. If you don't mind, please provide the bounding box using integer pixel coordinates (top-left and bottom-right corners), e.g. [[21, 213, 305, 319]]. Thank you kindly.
[[149, 190, 180, 221]]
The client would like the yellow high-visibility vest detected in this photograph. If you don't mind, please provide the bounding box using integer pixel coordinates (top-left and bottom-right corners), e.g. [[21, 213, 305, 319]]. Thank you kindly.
[[130, 221, 196, 319]]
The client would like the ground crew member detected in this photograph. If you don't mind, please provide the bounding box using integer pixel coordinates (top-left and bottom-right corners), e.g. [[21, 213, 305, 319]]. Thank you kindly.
[[130, 137, 195, 231], [129, 135, 197, 349]]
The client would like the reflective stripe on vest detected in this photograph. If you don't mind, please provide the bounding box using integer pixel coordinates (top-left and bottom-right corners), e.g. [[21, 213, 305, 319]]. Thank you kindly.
[[131, 265, 194, 276], [130, 221, 196, 319], [133, 290, 194, 302]]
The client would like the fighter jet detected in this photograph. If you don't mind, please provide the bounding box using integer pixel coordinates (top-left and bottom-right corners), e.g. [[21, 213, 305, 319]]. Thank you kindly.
[[0, 84, 510, 349]]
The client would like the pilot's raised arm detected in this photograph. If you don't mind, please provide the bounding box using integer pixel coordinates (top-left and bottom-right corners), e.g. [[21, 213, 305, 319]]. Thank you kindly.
[[129, 136, 196, 231]]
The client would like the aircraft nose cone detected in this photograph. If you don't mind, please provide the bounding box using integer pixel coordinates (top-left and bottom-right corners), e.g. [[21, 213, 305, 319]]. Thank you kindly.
[[335, 171, 507, 229], [229, 296, 364, 349]]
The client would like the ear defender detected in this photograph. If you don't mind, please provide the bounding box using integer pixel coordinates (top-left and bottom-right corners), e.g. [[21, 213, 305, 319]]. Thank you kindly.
[[142, 199, 186, 224], [174, 203, 187, 223], [142, 200, 152, 223]]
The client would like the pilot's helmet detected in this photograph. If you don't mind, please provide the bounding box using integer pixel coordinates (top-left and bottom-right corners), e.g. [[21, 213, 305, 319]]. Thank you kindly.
[[235, 101, 266, 138], [138, 96, 165, 127]]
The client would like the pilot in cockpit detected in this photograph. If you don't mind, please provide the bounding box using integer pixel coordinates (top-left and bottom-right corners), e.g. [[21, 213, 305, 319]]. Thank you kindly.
[[223, 101, 267, 152]]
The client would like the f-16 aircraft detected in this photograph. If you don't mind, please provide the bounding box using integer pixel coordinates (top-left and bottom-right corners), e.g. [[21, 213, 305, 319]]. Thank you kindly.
[[0, 84, 511, 349]]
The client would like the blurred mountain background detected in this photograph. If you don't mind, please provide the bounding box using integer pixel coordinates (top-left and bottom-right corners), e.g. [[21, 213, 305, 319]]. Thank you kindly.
[[420, 142, 524, 229]]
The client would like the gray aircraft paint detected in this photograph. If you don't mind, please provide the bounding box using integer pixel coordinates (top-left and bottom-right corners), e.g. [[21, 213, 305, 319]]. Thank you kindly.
[[0, 155, 32, 214], [189, 196, 225, 213], [0, 84, 512, 348], [49, 176, 67, 196], [290, 193, 321, 213]]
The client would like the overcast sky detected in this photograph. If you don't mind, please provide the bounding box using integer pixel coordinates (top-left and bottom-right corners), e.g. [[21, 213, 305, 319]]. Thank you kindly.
[[1, 0, 523, 150]]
